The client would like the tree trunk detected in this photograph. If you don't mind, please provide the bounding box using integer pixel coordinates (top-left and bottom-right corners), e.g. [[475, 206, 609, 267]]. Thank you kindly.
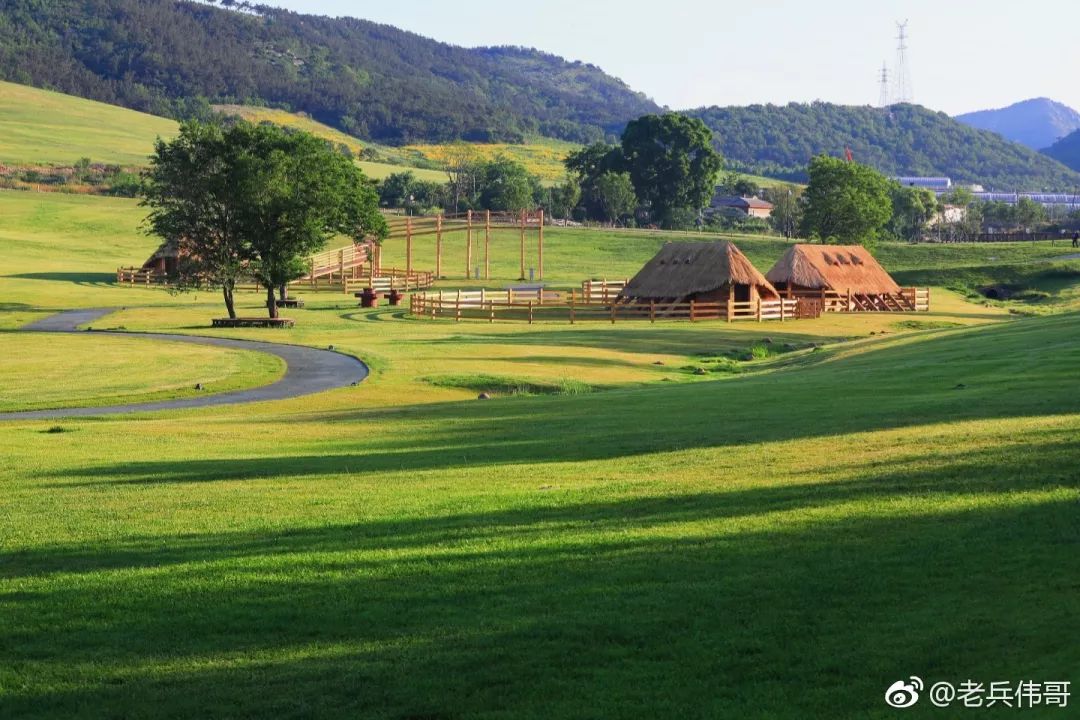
[[223, 284, 237, 319], [266, 285, 279, 319], [278, 284, 288, 302]]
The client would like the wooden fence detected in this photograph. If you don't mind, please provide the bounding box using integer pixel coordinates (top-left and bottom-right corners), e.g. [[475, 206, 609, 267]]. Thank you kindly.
[[785, 287, 930, 313], [116, 267, 165, 285], [409, 289, 798, 324]]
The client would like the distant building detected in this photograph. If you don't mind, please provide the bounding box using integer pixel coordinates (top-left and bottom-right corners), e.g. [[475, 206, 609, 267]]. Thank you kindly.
[[894, 176, 953, 191], [710, 195, 774, 219]]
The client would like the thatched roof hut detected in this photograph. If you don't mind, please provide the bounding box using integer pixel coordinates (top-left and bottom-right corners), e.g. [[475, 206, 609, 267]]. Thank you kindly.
[[621, 241, 779, 302], [765, 244, 900, 295], [141, 240, 180, 275]]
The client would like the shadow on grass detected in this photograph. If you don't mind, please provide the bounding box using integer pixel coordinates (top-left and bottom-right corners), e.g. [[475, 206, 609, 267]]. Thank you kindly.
[[8, 271, 117, 285], [5, 440, 1079, 718], [48, 311, 1080, 487]]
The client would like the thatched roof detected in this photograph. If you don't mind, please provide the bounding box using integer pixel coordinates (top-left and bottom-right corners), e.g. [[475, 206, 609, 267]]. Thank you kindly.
[[621, 241, 778, 300], [142, 239, 179, 268], [765, 244, 901, 295]]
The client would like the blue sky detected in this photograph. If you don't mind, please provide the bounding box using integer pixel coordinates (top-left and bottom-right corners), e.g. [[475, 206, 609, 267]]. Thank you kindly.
[[256, 1, 1080, 114]]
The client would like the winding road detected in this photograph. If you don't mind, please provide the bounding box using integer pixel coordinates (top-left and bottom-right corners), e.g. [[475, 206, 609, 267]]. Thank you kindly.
[[1, 308, 368, 420]]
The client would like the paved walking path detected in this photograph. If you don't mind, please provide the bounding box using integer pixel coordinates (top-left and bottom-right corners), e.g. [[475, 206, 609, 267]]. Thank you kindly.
[[2, 308, 368, 420]]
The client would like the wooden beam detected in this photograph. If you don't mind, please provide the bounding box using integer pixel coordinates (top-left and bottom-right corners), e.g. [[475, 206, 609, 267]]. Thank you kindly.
[[538, 209, 544, 281], [435, 215, 443, 279]]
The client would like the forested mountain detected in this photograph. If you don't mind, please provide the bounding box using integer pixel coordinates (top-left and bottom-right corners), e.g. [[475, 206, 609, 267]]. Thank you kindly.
[[685, 102, 1080, 190], [955, 98, 1080, 150], [1042, 129, 1080, 173], [0, 0, 658, 145]]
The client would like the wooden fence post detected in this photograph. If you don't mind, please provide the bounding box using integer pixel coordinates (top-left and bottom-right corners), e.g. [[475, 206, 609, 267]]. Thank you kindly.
[[484, 210, 491, 280], [455, 289, 462, 322], [436, 215, 443, 279], [650, 300, 656, 324], [756, 296, 762, 323], [519, 209, 527, 280], [538, 209, 544, 281], [690, 299, 696, 322], [466, 210, 473, 279], [528, 301, 534, 325]]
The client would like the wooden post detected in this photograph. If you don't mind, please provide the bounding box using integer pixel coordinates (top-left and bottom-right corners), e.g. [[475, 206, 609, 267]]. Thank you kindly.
[[756, 296, 762, 323], [847, 287, 853, 312], [436, 215, 443, 279], [528, 301, 534, 325], [484, 210, 491, 280], [727, 285, 734, 323], [455, 289, 462, 322], [406, 217, 413, 275], [538, 209, 544, 281], [650, 300, 656, 324], [519, 209, 526, 280], [690, 298, 696, 322], [466, 210, 473, 279]]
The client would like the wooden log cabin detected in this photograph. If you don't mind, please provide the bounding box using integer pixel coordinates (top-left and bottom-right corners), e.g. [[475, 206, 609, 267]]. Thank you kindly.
[[765, 244, 928, 312]]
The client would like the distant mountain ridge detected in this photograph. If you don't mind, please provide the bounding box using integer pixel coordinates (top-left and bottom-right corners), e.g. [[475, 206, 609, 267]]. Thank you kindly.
[[1042, 129, 1080, 174], [684, 102, 1080, 191], [955, 98, 1080, 150], [0, 0, 659, 145]]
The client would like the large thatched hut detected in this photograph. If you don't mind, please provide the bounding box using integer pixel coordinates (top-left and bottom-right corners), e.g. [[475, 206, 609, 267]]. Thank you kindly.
[[765, 244, 922, 311], [620, 241, 779, 305]]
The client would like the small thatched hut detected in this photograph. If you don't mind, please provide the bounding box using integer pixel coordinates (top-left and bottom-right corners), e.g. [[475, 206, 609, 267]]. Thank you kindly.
[[620, 241, 779, 305], [141, 240, 180, 276], [765, 244, 917, 311]]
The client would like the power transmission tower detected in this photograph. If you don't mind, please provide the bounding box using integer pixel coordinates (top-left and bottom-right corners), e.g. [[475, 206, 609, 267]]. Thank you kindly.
[[878, 61, 890, 107], [895, 21, 912, 103]]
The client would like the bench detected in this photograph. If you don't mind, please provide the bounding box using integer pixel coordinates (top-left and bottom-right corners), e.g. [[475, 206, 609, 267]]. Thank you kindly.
[[267, 298, 305, 309], [212, 317, 295, 328]]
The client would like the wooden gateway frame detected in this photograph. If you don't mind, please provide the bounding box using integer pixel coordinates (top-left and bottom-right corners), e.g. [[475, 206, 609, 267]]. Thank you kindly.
[[384, 210, 544, 281]]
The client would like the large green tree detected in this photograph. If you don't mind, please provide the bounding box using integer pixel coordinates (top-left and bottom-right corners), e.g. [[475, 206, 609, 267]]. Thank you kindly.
[[800, 155, 893, 247], [763, 184, 804, 239], [143, 122, 247, 318], [231, 123, 386, 317], [593, 171, 637, 225], [142, 120, 386, 320], [888, 184, 939, 241], [477, 156, 534, 212], [620, 113, 723, 228]]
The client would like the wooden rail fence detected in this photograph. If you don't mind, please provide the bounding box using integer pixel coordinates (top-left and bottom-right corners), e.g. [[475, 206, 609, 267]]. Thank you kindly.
[[409, 289, 798, 324]]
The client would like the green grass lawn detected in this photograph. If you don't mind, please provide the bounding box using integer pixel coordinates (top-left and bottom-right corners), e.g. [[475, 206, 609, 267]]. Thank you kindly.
[[0, 333, 284, 411], [2, 190, 1080, 718]]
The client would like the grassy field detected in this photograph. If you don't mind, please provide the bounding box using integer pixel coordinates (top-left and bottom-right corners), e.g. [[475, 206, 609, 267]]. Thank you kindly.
[[2, 190, 1080, 718], [0, 334, 284, 411], [0, 81, 177, 166]]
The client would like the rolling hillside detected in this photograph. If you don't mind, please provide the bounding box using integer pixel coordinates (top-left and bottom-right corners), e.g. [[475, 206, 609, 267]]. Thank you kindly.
[[955, 97, 1080, 150], [0, 0, 658, 145], [0, 80, 176, 166], [686, 102, 1080, 190]]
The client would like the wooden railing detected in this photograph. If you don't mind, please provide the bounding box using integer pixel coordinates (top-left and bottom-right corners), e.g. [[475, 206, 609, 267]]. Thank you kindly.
[[342, 268, 435, 294], [116, 267, 166, 285], [409, 290, 797, 324], [784, 287, 930, 313], [580, 278, 629, 304]]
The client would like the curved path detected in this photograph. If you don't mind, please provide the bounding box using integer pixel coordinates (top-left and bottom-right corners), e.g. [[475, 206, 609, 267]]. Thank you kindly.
[[1, 308, 368, 420]]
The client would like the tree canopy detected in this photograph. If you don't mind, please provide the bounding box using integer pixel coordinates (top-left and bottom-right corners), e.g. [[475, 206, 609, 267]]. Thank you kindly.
[[800, 155, 893, 247], [142, 120, 385, 320]]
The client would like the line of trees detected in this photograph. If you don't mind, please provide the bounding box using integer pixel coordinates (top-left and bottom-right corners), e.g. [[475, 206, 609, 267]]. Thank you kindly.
[[142, 120, 386, 320], [563, 113, 724, 229]]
